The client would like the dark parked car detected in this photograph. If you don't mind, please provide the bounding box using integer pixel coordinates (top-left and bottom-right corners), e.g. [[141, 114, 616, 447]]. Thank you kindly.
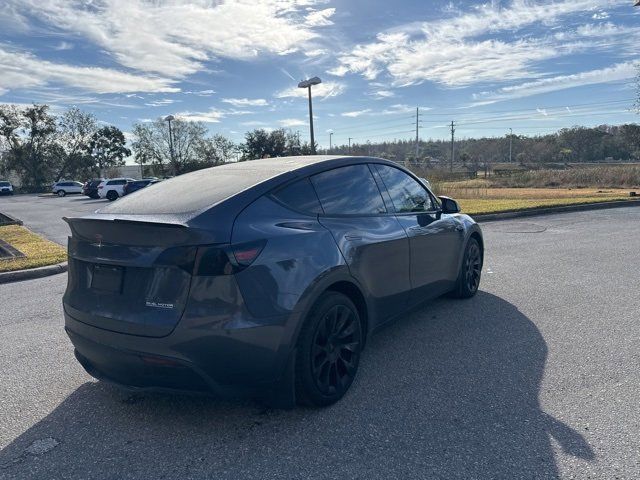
[[122, 179, 159, 195], [63, 156, 483, 407], [82, 179, 104, 199]]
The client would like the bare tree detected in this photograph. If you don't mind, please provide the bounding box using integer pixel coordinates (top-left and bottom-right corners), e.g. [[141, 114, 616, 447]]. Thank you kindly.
[[56, 107, 97, 180], [131, 118, 209, 175]]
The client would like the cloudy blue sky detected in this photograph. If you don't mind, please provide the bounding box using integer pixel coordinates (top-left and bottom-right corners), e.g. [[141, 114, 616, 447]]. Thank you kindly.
[[0, 0, 638, 150]]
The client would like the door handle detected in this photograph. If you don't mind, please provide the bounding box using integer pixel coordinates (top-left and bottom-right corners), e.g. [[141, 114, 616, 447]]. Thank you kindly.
[[345, 234, 362, 241]]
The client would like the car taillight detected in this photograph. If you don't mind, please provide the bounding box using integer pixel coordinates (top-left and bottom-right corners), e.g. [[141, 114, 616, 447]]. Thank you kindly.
[[193, 241, 266, 276]]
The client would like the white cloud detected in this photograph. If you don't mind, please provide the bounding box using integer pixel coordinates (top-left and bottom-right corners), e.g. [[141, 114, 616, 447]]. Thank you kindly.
[[329, 0, 634, 87], [371, 90, 395, 99], [380, 104, 415, 115], [327, 65, 349, 77], [474, 61, 638, 102], [275, 81, 346, 99], [241, 120, 267, 127], [279, 118, 307, 127], [341, 109, 371, 117], [9, 0, 328, 78], [0, 47, 179, 95], [145, 98, 177, 107], [305, 48, 329, 57], [54, 41, 73, 51], [305, 8, 336, 27], [222, 98, 269, 107], [175, 108, 225, 123]]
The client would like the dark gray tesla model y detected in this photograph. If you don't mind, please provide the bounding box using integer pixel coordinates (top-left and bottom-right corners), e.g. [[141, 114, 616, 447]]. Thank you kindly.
[[63, 156, 483, 407]]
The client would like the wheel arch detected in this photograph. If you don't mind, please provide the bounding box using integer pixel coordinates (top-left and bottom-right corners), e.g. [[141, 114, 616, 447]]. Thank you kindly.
[[469, 230, 484, 264], [289, 269, 373, 351], [325, 280, 369, 348]]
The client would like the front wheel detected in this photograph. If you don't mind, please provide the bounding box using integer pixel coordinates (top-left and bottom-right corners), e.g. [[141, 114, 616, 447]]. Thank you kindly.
[[295, 292, 363, 407], [452, 238, 482, 298], [57, 190, 66, 197], [106, 190, 118, 201]]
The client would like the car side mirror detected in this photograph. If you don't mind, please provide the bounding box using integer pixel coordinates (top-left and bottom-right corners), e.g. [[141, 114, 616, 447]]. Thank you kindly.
[[439, 196, 460, 214]]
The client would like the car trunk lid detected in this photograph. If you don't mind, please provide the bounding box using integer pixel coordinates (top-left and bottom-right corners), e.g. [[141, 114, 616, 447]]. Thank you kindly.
[[63, 216, 226, 337]]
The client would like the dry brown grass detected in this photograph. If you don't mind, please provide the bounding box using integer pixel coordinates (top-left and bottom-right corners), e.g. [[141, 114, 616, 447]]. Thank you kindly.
[[430, 179, 637, 214], [0, 225, 67, 272]]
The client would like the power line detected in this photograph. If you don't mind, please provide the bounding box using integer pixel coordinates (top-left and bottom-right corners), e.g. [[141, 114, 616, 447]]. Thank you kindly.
[[422, 98, 634, 116]]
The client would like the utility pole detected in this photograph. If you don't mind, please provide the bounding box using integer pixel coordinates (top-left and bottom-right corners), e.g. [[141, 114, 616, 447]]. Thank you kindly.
[[329, 132, 333, 152], [348, 137, 353, 154], [508, 128, 513, 163], [415, 107, 420, 161], [450, 121, 455, 172]]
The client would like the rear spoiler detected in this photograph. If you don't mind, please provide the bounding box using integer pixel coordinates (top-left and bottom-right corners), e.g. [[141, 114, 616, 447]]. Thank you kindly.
[[63, 215, 188, 228]]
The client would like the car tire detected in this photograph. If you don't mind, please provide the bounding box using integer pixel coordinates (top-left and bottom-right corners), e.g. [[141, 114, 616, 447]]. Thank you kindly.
[[452, 237, 482, 299], [295, 291, 363, 407], [57, 190, 66, 197], [106, 191, 118, 201]]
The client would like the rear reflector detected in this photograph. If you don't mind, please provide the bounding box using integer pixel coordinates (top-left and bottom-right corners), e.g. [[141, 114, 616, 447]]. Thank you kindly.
[[232, 240, 266, 267]]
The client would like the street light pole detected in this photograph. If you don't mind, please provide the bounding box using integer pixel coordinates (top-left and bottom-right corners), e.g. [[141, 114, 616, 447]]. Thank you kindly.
[[307, 86, 315, 153], [164, 115, 175, 174], [298, 77, 321, 155], [348, 137, 353, 154], [329, 132, 333, 152]]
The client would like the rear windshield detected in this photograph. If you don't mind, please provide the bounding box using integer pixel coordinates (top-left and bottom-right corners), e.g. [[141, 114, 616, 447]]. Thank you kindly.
[[0, 182, 10, 187], [100, 165, 279, 215]]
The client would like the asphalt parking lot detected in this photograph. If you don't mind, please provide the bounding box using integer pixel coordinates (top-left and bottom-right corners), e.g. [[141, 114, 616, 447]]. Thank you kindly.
[[0, 194, 108, 245], [1, 198, 640, 479]]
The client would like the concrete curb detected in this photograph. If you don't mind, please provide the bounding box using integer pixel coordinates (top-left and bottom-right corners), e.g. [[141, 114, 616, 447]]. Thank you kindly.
[[473, 199, 640, 223], [0, 262, 67, 284], [0, 212, 23, 226]]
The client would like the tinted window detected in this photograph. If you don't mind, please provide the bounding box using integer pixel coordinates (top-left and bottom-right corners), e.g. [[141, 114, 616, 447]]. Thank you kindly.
[[373, 164, 434, 213], [108, 179, 126, 185], [0, 182, 10, 187], [311, 165, 386, 215], [271, 178, 322, 214]]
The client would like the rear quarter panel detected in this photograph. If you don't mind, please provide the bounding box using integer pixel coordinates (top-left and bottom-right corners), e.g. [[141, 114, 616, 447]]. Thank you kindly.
[[230, 195, 345, 320]]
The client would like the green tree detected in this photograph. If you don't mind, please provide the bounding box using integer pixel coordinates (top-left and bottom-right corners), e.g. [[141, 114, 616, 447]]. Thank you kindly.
[[88, 126, 131, 175], [0, 104, 59, 190]]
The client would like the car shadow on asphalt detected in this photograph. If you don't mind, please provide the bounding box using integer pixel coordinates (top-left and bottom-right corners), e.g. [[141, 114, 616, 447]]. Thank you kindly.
[[0, 292, 594, 479]]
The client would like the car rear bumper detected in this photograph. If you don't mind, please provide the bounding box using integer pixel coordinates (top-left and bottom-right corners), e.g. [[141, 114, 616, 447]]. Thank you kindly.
[[64, 307, 296, 399]]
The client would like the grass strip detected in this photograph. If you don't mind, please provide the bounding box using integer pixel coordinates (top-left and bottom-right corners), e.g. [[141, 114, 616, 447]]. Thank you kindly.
[[0, 225, 67, 272]]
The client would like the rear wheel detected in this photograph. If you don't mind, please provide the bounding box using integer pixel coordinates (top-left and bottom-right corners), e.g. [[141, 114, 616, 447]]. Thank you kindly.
[[106, 190, 118, 201], [452, 238, 482, 298], [57, 190, 66, 197], [295, 292, 363, 407]]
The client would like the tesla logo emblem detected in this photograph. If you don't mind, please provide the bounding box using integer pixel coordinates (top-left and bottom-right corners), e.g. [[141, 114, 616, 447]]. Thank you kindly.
[[94, 234, 103, 248]]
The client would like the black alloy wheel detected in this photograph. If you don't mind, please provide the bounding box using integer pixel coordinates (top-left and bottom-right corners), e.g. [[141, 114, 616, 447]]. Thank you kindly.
[[453, 238, 482, 298], [106, 190, 118, 201], [296, 292, 362, 406]]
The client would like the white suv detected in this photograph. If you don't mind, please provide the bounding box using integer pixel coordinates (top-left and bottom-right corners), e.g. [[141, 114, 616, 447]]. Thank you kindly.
[[0, 181, 14, 195], [52, 180, 84, 197], [98, 178, 136, 201]]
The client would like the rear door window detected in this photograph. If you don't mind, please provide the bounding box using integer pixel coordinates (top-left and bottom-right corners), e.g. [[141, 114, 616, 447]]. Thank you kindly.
[[372, 164, 435, 213], [271, 178, 322, 214], [311, 164, 386, 215]]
